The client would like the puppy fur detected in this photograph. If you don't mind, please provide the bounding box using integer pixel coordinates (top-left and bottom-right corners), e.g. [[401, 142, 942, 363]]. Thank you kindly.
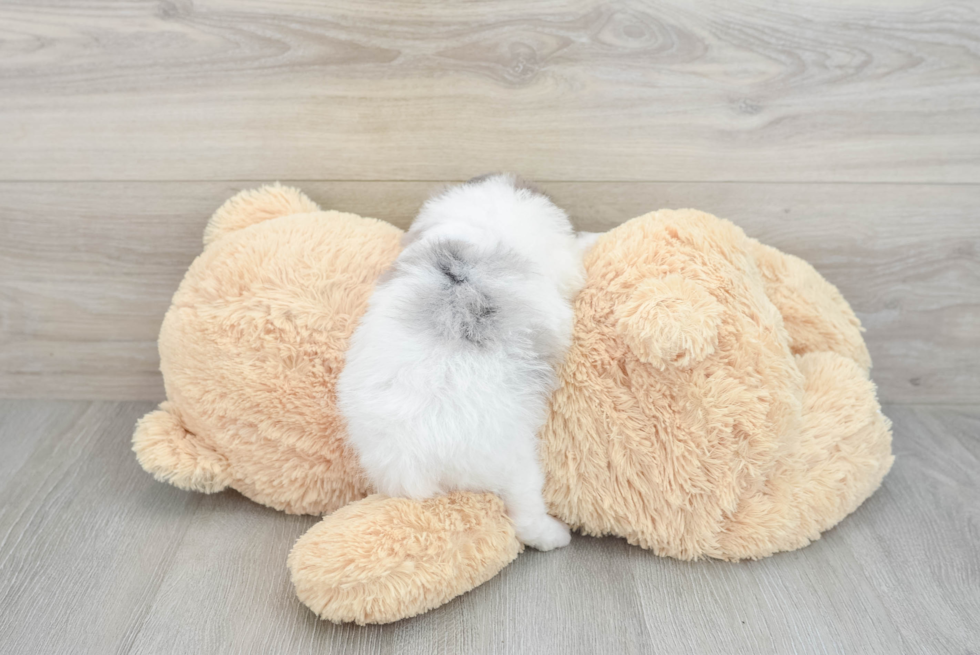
[[336, 174, 584, 550]]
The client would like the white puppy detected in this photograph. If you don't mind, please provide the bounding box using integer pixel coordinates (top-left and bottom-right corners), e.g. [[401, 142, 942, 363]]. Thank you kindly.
[[336, 174, 584, 550]]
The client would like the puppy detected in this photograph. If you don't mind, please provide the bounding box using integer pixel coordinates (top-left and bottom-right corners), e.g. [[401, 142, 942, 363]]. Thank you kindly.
[[336, 174, 584, 550]]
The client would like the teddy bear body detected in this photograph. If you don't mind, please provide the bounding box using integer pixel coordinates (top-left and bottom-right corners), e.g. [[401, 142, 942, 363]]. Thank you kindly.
[[134, 185, 892, 624], [542, 211, 892, 562]]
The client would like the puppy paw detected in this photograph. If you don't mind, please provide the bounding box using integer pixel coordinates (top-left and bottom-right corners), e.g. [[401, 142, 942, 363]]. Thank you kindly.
[[517, 516, 572, 551]]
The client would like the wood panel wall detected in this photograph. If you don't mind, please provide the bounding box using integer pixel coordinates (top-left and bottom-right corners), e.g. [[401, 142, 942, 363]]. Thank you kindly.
[[1, 1, 977, 402]]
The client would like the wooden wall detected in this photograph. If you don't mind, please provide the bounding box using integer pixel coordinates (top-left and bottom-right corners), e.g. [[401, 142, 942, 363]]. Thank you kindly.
[[1, 1, 978, 403]]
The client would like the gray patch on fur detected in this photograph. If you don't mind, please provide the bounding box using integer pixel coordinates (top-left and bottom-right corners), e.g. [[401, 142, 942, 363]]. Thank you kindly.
[[423, 241, 500, 346], [394, 238, 536, 348]]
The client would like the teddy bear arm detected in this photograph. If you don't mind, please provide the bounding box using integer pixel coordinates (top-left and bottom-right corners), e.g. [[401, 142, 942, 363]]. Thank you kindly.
[[288, 492, 521, 624], [132, 402, 230, 494]]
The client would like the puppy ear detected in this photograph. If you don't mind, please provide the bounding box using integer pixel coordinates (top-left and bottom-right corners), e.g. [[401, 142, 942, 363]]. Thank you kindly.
[[616, 275, 725, 370]]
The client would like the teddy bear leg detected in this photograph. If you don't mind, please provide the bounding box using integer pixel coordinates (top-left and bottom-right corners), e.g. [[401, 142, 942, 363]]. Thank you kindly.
[[132, 402, 230, 494], [792, 352, 894, 532], [288, 492, 522, 625], [752, 241, 871, 369], [202, 183, 320, 246], [713, 351, 893, 559]]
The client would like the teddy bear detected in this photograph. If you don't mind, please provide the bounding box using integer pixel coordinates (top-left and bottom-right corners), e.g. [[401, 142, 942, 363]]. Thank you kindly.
[[133, 184, 893, 625]]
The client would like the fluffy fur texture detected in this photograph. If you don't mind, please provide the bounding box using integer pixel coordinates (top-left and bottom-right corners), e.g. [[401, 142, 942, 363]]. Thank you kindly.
[[288, 492, 521, 625], [133, 185, 893, 625], [135, 184, 401, 514], [337, 175, 583, 551], [540, 211, 893, 560]]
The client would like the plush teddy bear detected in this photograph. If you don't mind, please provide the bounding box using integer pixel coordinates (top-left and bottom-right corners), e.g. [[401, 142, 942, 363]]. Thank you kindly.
[[133, 185, 893, 625]]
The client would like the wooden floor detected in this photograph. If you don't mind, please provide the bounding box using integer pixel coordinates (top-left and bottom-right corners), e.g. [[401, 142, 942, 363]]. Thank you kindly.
[[0, 400, 977, 654], [1, 1, 978, 653]]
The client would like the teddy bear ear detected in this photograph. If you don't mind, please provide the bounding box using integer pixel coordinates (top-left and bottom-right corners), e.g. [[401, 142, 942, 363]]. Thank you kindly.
[[203, 183, 320, 247], [615, 275, 725, 370]]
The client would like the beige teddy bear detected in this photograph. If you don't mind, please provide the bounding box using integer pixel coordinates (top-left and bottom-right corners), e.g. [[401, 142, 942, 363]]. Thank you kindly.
[[133, 185, 892, 624]]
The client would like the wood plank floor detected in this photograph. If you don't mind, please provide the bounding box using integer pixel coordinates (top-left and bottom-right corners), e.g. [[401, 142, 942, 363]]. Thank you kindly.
[[0, 400, 977, 654]]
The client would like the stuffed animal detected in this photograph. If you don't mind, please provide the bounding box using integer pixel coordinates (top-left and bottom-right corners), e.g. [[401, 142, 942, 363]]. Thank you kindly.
[[133, 184, 893, 624]]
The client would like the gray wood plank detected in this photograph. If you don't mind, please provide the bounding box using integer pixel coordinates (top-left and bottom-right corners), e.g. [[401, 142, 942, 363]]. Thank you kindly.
[[630, 546, 907, 654], [125, 495, 321, 655], [1, 401, 977, 654], [0, 1, 978, 182], [0, 400, 202, 655], [1, 181, 977, 403], [127, 512, 657, 655], [834, 405, 980, 653], [0, 399, 88, 495]]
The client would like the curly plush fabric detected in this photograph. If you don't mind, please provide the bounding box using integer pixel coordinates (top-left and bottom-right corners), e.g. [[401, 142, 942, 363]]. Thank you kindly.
[[540, 210, 892, 561], [289, 493, 521, 625], [133, 186, 893, 625], [135, 187, 401, 514]]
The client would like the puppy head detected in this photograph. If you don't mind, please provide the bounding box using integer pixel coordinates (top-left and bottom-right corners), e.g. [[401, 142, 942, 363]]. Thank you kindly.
[[403, 174, 585, 300]]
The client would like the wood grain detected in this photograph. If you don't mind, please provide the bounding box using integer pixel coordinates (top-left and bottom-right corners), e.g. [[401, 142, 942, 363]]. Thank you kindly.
[[1, 181, 977, 403], [0, 399, 88, 498], [835, 405, 980, 653], [0, 401, 202, 655], [0, 401, 977, 654], [0, 1, 978, 182]]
